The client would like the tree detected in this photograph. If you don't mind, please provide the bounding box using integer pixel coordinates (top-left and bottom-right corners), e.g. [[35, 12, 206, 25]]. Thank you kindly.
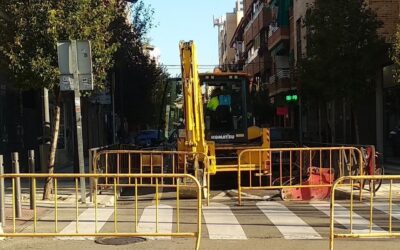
[[393, 24, 400, 83], [298, 0, 387, 143], [111, 2, 170, 131], [0, 0, 120, 199]]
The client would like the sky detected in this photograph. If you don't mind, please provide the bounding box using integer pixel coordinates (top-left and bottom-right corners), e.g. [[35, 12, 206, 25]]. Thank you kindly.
[[143, 0, 237, 76]]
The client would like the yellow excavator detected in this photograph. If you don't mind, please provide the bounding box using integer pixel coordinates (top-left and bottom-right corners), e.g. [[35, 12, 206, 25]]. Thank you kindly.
[[178, 41, 270, 194]]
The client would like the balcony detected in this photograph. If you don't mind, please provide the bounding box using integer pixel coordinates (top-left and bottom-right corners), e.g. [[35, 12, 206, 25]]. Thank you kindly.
[[268, 26, 290, 51], [267, 69, 292, 97], [245, 48, 259, 65], [244, 2, 265, 32], [277, 69, 290, 79]]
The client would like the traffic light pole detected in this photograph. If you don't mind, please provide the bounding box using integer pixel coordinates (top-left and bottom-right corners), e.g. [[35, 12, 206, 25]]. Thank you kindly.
[[298, 96, 303, 146]]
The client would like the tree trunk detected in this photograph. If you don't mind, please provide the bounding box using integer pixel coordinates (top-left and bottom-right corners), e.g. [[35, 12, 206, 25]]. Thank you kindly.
[[43, 88, 61, 200], [318, 103, 322, 143], [342, 98, 346, 144], [331, 100, 336, 144]]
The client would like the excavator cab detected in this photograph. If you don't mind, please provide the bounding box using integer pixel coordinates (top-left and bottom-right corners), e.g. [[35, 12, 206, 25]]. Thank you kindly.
[[200, 72, 253, 144]]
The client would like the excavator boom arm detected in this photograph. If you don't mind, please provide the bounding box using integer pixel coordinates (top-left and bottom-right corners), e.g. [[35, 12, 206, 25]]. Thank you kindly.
[[179, 41, 208, 154]]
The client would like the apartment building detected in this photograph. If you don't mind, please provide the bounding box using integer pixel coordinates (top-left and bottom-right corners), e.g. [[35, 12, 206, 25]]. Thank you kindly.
[[230, 0, 399, 148], [369, 0, 400, 155], [216, 0, 244, 71], [231, 0, 272, 79], [231, 0, 295, 127]]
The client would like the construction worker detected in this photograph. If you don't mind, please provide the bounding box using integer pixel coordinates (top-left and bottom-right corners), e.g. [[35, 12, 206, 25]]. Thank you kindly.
[[207, 88, 222, 111]]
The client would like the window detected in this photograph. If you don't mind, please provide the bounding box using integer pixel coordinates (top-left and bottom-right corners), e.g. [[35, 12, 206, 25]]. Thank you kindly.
[[254, 33, 261, 50]]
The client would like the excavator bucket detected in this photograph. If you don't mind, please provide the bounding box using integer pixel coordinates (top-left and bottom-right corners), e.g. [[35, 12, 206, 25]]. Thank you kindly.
[[281, 167, 334, 201]]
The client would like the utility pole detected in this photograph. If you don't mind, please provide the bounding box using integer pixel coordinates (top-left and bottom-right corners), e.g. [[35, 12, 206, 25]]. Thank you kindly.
[[41, 88, 51, 173], [57, 40, 93, 204], [112, 72, 116, 144], [71, 40, 86, 204]]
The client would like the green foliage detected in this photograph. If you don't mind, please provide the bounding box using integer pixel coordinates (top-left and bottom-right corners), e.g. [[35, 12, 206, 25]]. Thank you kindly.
[[0, 0, 119, 90], [298, 0, 387, 103], [112, 1, 169, 127], [393, 24, 400, 83], [0, 0, 170, 128]]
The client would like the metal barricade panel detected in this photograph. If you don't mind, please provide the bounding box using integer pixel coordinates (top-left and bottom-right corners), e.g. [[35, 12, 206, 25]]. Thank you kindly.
[[92, 150, 210, 205], [237, 147, 364, 204], [0, 173, 202, 250], [330, 175, 400, 250]]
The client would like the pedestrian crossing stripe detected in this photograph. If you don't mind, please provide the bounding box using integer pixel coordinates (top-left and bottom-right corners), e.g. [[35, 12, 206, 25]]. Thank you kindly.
[[58, 208, 114, 240], [366, 202, 400, 221], [138, 204, 173, 240], [257, 201, 322, 240], [203, 202, 247, 240], [0, 223, 4, 241], [311, 201, 385, 233]]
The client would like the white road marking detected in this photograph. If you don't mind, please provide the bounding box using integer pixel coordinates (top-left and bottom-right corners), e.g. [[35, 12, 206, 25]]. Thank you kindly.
[[0, 223, 4, 241], [203, 202, 247, 240], [138, 204, 173, 240], [58, 208, 114, 240], [311, 201, 385, 233], [257, 201, 322, 240], [368, 202, 400, 221], [212, 191, 230, 200], [263, 195, 271, 200]]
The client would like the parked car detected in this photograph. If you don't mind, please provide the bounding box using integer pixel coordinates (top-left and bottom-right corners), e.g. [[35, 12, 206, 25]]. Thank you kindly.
[[134, 130, 162, 147]]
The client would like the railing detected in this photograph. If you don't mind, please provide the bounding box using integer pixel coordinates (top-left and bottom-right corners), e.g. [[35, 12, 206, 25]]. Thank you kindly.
[[245, 48, 259, 64], [237, 147, 364, 205], [0, 173, 202, 250], [268, 23, 279, 37], [244, 2, 265, 32], [276, 69, 290, 79], [330, 175, 400, 250]]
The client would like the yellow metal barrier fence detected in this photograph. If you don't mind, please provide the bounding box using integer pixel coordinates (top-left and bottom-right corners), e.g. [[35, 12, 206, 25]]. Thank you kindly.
[[0, 173, 202, 250], [330, 175, 400, 250], [238, 147, 364, 205], [92, 150, 211, 204]]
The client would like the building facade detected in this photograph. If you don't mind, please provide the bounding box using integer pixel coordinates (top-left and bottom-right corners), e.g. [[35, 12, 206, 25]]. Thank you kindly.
[[229, 0, 400, 152], [231, 0, 295, 128], [216, 0, 244, 71]]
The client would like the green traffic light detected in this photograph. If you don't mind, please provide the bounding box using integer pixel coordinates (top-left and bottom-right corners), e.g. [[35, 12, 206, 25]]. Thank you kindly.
[[286, 94, 298, 102]]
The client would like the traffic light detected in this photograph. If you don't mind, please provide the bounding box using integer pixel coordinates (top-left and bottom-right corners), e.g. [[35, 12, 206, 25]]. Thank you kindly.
[[285, 94, 298, 103]]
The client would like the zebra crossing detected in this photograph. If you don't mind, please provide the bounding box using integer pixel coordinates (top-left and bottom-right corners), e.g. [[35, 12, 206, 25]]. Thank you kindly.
[[22, 191, 400, 241]]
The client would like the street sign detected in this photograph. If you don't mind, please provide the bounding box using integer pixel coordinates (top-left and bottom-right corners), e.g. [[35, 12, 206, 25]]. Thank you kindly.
[[60, 75, 75, 91], [57, 40, 94, 91], [57, 42, 73, 74], [76, 41, 94, 90], [78, 74, 93, 91], [276, 107, 288, 116]]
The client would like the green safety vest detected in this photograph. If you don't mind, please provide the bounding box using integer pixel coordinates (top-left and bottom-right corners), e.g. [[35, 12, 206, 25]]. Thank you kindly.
[[207, 96, 219, 111]]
